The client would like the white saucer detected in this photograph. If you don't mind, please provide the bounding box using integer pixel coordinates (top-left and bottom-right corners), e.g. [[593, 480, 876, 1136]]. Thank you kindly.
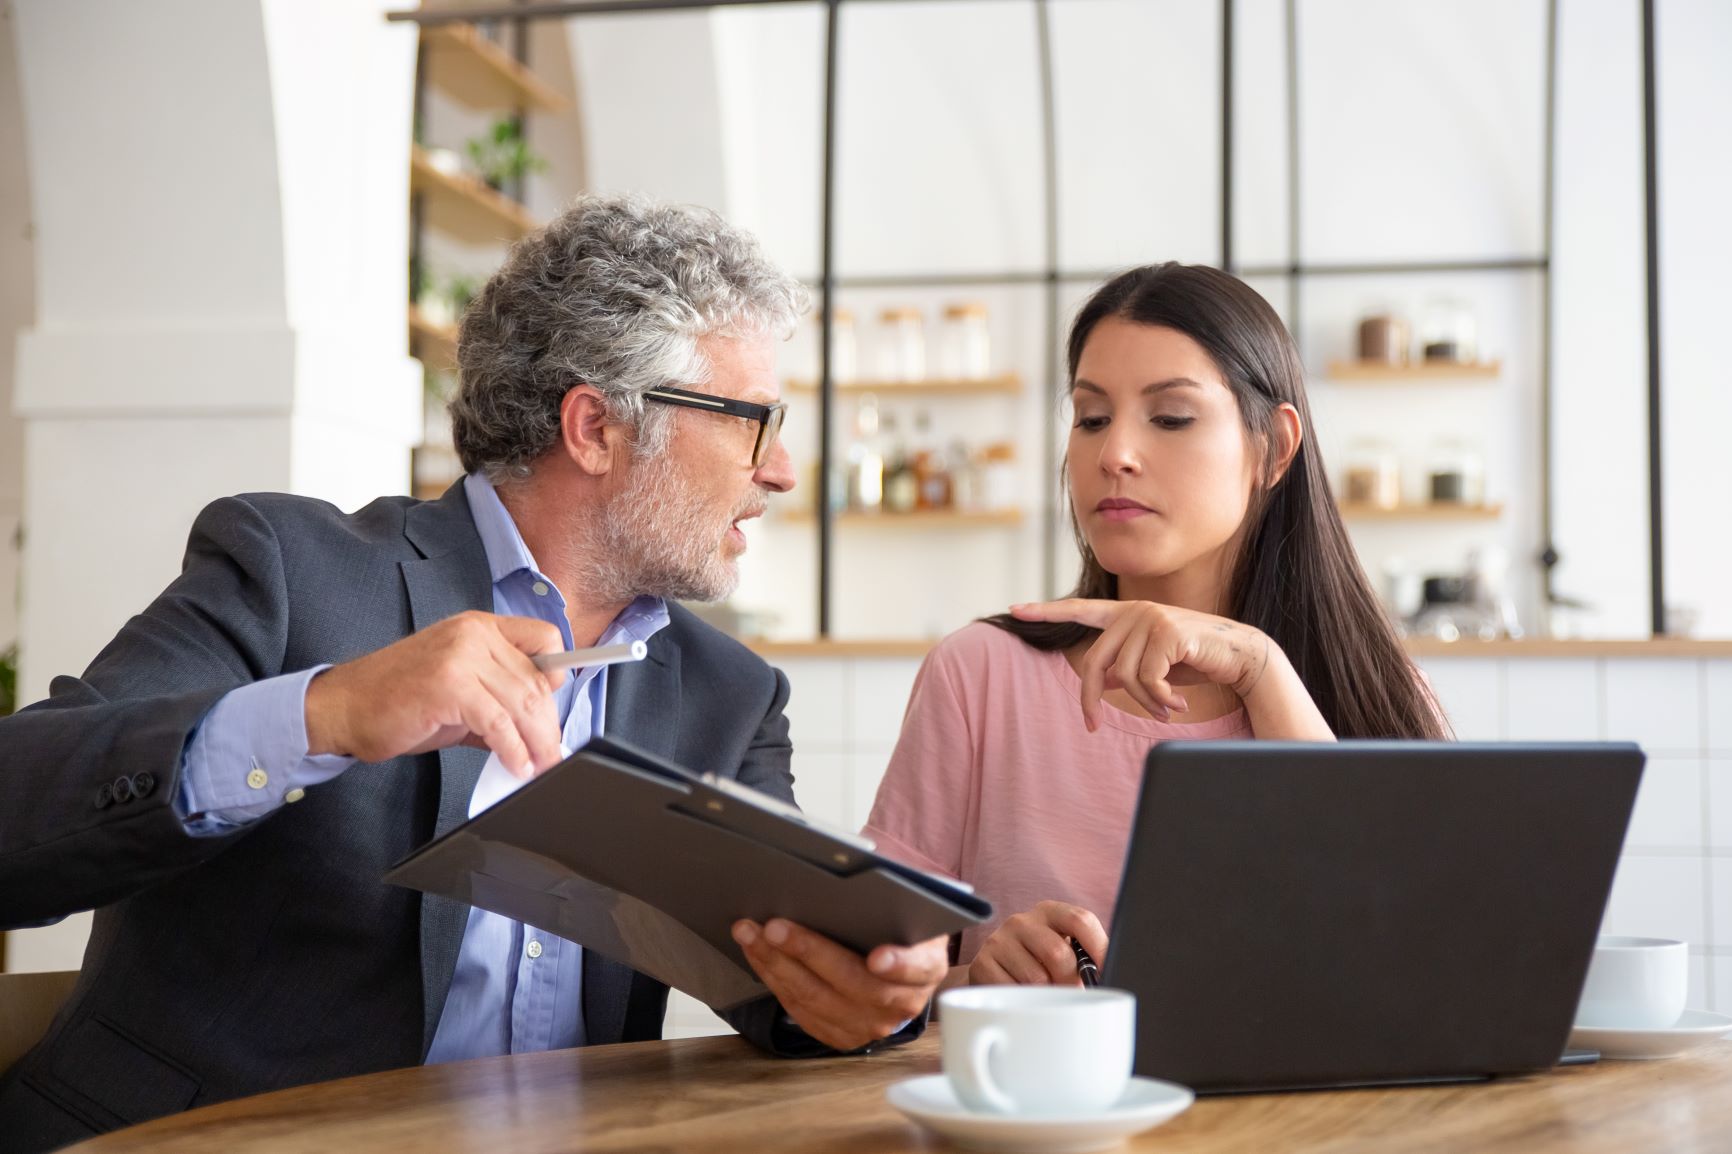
[[885, 1074, 1194, 1153], [1569, 1008, 1732, 1060]]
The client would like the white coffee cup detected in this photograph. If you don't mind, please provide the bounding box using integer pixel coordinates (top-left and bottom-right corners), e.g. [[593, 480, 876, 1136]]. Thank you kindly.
[[938, 986, 1135, 1117], [1574, 936, 1688, 1029]]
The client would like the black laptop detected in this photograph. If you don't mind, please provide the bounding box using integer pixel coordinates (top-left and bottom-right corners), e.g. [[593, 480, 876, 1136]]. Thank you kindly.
[[1100, 741, 1645, 1093]]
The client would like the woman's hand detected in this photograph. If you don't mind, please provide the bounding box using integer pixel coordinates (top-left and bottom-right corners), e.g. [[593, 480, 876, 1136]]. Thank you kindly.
[[1011, 598, 1270, 729], [967, 901, 1109, 987], [1009, 598, 1335, 740]]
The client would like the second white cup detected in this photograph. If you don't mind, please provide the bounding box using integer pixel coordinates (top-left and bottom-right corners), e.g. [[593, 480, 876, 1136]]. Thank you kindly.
[[938, 986, 1135, 1117], [1574, 936, 1688, 1029]]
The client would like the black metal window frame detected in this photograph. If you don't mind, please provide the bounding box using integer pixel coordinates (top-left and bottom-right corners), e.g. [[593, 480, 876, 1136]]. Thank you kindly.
[[391, 0, 1668, 638]]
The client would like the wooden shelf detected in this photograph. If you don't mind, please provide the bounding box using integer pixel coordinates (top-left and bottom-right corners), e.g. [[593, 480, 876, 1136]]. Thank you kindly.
[[1325, 360, 1502, 382], [411, 145, 539, 245], [422, 23, 568, 113], [777, 508, 1024, 528], [784, 373, 1023, 396], [1338, 502, 1504, 521], [408, 305, 459, 369]]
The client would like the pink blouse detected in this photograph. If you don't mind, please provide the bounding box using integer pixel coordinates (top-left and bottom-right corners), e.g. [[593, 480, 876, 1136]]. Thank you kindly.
[[863, 621, 1252, 964]]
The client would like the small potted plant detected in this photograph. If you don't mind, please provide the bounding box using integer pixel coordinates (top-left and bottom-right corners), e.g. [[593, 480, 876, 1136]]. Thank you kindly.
[[0, 643, 17, 717], [465, 118, 547, 192], [446, 273, 480, 319]]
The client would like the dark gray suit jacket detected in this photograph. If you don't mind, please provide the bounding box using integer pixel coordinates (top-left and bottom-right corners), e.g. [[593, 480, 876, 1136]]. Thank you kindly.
[[0, 483, 821, 1151]]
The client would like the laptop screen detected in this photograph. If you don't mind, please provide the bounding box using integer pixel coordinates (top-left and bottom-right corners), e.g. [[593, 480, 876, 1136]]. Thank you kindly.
[[1101, 740, 1643, 1092]]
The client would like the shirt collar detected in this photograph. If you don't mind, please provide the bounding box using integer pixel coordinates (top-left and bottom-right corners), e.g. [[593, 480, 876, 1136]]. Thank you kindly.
[[462, 471, 671, 640], [463, 471, 542, 586]]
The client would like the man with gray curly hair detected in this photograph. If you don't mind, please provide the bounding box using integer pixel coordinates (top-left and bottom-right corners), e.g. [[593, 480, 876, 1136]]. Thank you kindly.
[[0, 194, 946, 1149], [448, 192, 803, 608]]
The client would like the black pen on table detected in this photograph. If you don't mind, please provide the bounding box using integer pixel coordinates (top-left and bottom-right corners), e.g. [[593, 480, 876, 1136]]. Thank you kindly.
[[1070, 937, 1098, 987]]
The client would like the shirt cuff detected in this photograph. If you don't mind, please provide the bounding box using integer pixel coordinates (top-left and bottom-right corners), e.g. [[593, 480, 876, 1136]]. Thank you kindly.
[[176, 666, 355, 834]]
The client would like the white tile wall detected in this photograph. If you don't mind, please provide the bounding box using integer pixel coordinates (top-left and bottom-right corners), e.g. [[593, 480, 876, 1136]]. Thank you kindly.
[[785, 660, 851, 750], [1707, 661, 1732, 755], [1603, 658, 1704, 755], [1708, 758, 1732, 848], [1623, 757, 1705, 850], [1716, 958, 1732, 1016], [1502, 659, 1601, 741], [790, 750, 851, 828], [1710, 859, 1732, 951], [1414, 658, 1501, 739], [851, 661, 922, 743], [1602, 856, 1707, 945], [850, 748, 895, 830]]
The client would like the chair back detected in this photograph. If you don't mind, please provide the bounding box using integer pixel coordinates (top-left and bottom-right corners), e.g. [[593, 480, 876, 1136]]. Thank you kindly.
[[0, 970, 79, 1074]]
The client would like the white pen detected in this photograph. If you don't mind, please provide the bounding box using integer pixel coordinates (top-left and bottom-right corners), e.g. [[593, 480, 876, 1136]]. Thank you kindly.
[[531, 639, 648, 674]]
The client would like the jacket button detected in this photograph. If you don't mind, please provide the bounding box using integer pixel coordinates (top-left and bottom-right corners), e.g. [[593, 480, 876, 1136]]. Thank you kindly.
[[131, 772, 157, 799], [95, 783, 114, 810], [111, 776, 135, 804]]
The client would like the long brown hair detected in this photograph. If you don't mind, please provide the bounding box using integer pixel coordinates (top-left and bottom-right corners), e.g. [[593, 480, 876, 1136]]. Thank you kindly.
[[989, 263, 1447, 740]]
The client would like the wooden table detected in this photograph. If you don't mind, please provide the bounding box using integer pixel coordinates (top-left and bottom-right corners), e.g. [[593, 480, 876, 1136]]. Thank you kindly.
[[65, 1030, 1732, 1153]]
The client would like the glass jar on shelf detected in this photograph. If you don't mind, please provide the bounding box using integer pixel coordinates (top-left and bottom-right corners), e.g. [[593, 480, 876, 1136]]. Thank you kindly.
[[949, 439, 981, 511], [1426, 438, 1484, 506], [1356, 312, 1410, 366], [827, 307, 858, 385], [846, 393, 884, 512], [939, 301, 992, 379], [1419, 299, 1478, 364], [1342, 438, 1402, 509], [877, 307, 926, 383], [882, 412, 920, 514], [979, 441, 1018, 511]]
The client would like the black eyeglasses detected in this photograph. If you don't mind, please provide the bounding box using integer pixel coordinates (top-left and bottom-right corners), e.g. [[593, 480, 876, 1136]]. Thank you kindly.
[[643, 387, 787, 468]]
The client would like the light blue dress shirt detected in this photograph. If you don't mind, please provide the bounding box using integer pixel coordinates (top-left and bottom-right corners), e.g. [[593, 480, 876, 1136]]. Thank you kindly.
[[176, 472, 669, 1063]]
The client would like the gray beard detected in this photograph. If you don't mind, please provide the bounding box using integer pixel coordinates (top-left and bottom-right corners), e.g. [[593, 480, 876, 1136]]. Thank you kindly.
[[571, 449, 749, 605]]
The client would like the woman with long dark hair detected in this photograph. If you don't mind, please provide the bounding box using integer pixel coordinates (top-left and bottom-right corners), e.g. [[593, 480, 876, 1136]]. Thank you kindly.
[[863, 263, 1447, 991]]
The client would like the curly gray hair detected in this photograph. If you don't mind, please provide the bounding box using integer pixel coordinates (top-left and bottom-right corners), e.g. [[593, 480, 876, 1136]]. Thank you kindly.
[[449, 193, 808, 481]]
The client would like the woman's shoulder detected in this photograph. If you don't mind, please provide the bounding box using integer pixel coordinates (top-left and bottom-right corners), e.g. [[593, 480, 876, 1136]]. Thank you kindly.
[[927, 618, 1053, 670], [912, 619, 1058, 712]]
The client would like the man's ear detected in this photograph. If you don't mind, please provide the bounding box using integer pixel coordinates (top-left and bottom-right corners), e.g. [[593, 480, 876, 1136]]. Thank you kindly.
[[558, 385, 628, 476], [1267, 402, 1303, 488]]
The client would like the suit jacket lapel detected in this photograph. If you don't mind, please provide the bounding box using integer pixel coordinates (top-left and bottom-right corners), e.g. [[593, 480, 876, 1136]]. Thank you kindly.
[[603, 638, 681, 760], [583, 635, 682, 1044], [400, 483, 495, 1054]]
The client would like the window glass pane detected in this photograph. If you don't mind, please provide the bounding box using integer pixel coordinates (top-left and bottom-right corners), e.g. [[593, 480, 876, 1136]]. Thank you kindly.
[[1051, 0, 1220, 271], [1298, 0, 1546, 264]]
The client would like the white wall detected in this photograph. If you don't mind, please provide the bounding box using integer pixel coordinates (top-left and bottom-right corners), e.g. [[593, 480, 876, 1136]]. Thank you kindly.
[[0, 1, 30, 656], [1657, 0, 1732, 638], [1551, 0, 1650, 638], [4, 0, 421, 972], [10, 0, 421, 705], [567, 12, 730, 212]]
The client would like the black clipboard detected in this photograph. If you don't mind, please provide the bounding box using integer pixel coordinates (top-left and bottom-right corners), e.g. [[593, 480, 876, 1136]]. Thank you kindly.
[[384, 736, 990, 1010]]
